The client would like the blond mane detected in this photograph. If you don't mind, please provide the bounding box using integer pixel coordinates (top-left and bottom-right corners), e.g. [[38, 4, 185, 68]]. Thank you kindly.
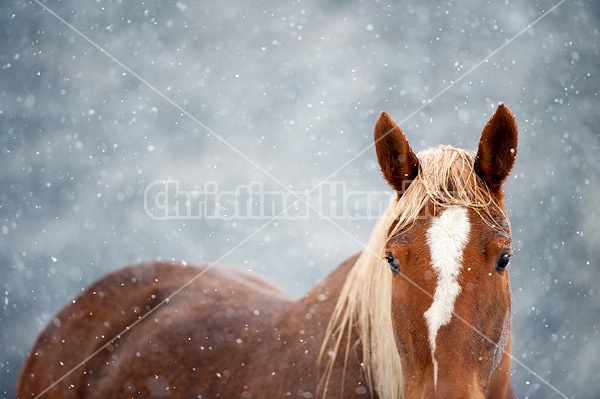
[[319, 146, 506, 398]]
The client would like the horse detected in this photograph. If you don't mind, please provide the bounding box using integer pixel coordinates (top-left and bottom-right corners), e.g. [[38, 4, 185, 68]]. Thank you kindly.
[[17, 103, 518, 399]]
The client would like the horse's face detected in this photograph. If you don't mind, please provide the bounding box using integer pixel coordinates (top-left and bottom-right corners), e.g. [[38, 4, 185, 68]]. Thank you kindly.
[[386, 205, 512, 398], [375, 105, 518, 398]]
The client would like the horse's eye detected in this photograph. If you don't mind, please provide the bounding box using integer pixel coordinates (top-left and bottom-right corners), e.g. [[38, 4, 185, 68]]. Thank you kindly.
[[385, 253, 400, 274], [495, 253, 511, 272]]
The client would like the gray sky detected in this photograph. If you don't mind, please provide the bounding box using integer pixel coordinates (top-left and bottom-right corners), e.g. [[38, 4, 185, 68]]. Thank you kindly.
[[2, 1, 599, 397]]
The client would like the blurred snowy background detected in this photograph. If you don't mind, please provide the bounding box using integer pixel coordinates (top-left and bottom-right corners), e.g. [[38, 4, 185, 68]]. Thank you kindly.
[[1, 0, 599, 397]]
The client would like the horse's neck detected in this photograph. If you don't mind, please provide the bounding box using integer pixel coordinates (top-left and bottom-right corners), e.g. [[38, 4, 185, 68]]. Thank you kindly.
[[292, 253, 360, 331], [268, 253, 369, 397]]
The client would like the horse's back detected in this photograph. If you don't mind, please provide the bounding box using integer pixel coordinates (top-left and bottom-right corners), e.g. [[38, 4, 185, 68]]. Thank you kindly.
[[17, 262, 293, 398]]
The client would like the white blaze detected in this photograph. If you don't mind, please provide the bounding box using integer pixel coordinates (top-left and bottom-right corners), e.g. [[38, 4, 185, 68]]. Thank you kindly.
[[424, 207, 471, 387]]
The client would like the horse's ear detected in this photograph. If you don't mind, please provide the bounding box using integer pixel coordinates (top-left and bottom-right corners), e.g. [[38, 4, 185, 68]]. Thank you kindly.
[[474, 104, 518, 193], [374, 112, 419, 194]]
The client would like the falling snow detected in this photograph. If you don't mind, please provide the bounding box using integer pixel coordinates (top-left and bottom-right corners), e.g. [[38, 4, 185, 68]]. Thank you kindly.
[[1, 0, 599, 398]]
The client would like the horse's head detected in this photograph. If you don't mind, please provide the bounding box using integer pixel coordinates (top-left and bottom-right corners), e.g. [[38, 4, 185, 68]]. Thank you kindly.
[[375, 104, 518, 398]]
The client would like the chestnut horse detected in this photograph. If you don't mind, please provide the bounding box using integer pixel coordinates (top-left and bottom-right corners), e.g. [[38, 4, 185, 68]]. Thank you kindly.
[[18, 104, 518, 398]]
